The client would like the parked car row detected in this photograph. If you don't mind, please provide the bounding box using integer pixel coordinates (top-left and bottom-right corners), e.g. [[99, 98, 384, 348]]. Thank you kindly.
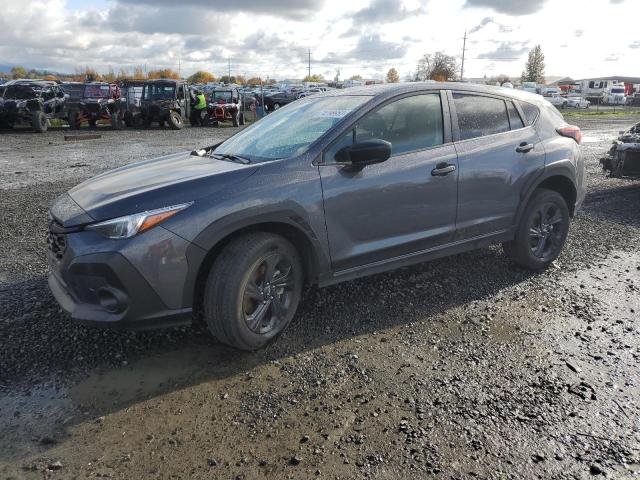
[[0, 79, 252, 132]]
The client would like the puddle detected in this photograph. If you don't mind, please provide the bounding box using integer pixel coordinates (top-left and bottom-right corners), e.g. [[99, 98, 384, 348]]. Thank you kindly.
[[582, 134, 616, 144]]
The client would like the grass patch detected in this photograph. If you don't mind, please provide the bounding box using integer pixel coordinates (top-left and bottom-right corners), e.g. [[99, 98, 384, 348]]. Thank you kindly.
[[562, 110, 640, 118]]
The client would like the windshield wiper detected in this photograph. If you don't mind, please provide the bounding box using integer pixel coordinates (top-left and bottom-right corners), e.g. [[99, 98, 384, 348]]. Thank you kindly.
[[209, 153, 251, 164]]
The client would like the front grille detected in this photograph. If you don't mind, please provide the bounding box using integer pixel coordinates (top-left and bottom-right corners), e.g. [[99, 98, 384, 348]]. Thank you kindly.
[[47, 224, 67, 261]]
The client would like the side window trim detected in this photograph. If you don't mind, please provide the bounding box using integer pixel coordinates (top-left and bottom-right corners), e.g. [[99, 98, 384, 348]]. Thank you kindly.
[[321, 90, 451, 165]]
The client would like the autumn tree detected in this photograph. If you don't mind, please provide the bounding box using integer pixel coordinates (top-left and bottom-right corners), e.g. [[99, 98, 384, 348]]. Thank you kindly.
[[415, 52, 458, 82], [219, 75, 237, 84], [10, 66, 27, 79], [521, 45, 545, 84], [246, 77, 263, 86], [349, 74, 363, 81], [117, 68, 130, 80], [103, 67, 116, 83], [187, 71, 216, 83], [303, 74, 325, 82], [133, 65, 145, 79], [147, 69, 181, 80], [386, 68, 399, 83]]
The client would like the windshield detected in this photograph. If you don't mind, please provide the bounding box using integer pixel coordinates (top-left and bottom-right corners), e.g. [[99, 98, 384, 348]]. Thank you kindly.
[[211, 90, 233, 102], [4, 85, 37, 99], [143, 84, 176, 100], [213, 95, 371, 161], [83, 84, 110, 98], [611, 88, 625, 94]]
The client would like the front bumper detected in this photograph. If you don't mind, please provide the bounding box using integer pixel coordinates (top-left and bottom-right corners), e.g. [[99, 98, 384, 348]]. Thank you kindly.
[[47, 226, 198, 330]]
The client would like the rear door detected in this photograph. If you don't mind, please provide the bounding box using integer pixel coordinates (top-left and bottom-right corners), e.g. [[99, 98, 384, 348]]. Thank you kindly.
[[319, 91, 459, 271], [450, 91, 546, 240]]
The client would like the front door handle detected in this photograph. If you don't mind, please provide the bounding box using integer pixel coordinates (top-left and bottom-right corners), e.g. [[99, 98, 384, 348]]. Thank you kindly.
[[516, 142, 535, 153], [431, 163, 457, 176]]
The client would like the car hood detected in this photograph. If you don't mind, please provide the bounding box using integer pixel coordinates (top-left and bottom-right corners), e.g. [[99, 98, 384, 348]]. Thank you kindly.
[[58, 150, 256, 225]]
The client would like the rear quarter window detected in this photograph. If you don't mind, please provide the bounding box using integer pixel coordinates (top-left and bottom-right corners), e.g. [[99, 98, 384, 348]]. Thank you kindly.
[[521, 102, 540, 125]]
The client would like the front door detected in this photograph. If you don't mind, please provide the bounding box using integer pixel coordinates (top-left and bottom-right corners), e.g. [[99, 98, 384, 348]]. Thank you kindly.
[[450, 92, 546, 240], [319, 92, 459, 272]]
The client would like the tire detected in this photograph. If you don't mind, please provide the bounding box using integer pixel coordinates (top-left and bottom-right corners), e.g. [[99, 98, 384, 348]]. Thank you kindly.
[[168, 111, 183, 130], [204, 233, 303, 351], [123, 111, 133, 128], [111, 113, 124, 130], [68, 111, 81, 130], [32, 111, 48, 133], [502, 188, 570, 271], [88, 118, 97, 129], [273, 103, 281, 110], [232, 110, 239, 127], [239, 112, 245, 126]]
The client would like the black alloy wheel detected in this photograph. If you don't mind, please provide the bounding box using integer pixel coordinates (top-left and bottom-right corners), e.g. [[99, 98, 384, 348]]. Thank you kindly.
[[242, 252, 296, 335]]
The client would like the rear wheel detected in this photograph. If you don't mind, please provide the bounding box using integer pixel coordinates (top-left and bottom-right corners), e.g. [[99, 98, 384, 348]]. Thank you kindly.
[[68, 110, 81, 130], [204, 233, 303, 350], [32, 111, 48, 133], [123, 111, 133, 127], [168, 111, 183, 130], [503, 189, 570, 270], [111, 113, 124, 130], [232, 110, 239, 127], [273, 103, 281, 111]]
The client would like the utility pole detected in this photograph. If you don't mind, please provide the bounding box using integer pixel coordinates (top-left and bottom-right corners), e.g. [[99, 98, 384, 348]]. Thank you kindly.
[[228, 58, 231, 83], [308, 48, 311, 80], [460, 30, 467, 81], [178, 58, 181, 76]]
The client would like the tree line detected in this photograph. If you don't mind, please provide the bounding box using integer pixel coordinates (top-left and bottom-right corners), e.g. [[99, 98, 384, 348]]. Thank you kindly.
[[5, 46, 545, 86]]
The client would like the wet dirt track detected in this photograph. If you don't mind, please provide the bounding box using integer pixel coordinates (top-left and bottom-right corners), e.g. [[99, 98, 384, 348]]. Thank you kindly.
[[0, 118, 639, 480]]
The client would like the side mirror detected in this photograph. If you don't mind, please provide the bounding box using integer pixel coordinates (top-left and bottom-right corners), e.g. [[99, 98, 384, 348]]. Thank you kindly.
[[335, 139, 392, 171]]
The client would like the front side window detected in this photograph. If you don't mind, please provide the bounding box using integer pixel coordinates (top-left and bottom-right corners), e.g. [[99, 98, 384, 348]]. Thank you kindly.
[[453, 94, 510, 140], [325, 94, 445, 162]]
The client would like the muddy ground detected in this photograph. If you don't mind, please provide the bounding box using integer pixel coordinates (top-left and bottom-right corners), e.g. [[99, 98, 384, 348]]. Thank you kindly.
[[0, 117, 639, 480]]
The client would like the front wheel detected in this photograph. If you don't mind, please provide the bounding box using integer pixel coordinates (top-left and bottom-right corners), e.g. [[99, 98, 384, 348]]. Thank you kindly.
[[32, 111, 48, 133], [503, 189, 570, 270], [204, 233, 303, 350], [168, 111, 183, 130]]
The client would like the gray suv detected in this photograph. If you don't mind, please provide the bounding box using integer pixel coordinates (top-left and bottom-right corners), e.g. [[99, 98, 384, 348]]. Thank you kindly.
[[48, 83, 586, 350]]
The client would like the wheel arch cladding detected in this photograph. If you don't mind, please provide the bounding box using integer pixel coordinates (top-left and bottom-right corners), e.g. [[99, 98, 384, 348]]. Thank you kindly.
[[188, 221, 322, 316], [536, 175, 577, 216]]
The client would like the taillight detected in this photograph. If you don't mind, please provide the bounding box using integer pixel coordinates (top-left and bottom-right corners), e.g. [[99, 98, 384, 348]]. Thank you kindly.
[[556, 125, 582, 144]]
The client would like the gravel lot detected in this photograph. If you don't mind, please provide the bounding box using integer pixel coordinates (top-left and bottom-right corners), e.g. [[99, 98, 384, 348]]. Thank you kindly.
[[1, 117, 639, 480]]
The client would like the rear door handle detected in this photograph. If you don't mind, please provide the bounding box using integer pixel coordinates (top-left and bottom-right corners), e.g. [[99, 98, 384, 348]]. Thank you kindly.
[[431, 163, 457, 176], [516, 142, 535, 153]]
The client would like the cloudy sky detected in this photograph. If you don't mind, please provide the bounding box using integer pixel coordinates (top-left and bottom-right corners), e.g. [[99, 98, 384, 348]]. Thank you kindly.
[[0, 0, 637, 81]]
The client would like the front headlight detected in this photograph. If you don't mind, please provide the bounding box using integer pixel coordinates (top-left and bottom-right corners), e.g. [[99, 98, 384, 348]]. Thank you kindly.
[[86, 203, 192, 239]]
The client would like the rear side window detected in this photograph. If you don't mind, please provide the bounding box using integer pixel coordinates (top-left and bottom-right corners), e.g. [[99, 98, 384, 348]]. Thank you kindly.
[[453, 94, 510, 140], [355, 94, 444, 155], [507, 101, 524, 129], [521, 102, 540, 125]]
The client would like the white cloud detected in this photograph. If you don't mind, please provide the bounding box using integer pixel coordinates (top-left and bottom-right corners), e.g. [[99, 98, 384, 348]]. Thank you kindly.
[[0, 0, 637, 82]]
